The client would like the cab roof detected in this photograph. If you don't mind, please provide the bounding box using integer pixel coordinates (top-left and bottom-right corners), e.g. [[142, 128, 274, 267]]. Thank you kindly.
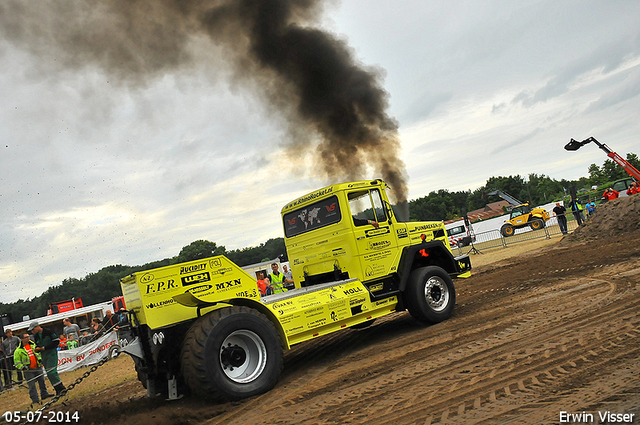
[[281, 179, 385, 214]]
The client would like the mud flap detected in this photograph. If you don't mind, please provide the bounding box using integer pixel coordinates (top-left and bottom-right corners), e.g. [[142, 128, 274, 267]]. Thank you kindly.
[[454, 254, 472, 276]]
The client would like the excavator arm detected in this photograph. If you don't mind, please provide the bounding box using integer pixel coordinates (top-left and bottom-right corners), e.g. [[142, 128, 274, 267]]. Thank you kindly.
[[487, 190, 524, 207], [565, 137, 640, 181]]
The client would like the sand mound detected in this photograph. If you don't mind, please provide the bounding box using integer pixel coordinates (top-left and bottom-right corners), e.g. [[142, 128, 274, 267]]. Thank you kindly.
[[561, 194, 640, 243]]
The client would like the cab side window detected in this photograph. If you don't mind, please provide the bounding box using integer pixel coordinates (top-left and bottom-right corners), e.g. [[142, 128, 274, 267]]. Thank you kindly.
[[348, 189, 386, 226]]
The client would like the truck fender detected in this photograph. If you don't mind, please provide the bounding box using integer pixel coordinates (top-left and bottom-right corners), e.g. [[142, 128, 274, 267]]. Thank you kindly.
[[173, 291, 289, 350], [397, 240, 468, 291]]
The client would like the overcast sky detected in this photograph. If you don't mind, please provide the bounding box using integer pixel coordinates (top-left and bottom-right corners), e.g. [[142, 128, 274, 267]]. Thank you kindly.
[[2, 0, 640, 304]]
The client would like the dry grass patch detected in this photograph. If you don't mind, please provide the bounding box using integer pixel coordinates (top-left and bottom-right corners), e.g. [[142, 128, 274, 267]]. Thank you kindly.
[[0, 355, 137, 413]]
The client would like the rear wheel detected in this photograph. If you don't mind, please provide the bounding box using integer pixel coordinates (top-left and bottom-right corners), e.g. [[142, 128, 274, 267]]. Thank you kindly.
[[500, 223, 515, 237], [181, 306, 283, 400], [405, 266, 456, 323]]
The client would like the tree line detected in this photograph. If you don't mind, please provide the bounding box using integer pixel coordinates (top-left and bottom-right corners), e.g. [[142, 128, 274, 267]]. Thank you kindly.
[[1, 153, 637, 322]]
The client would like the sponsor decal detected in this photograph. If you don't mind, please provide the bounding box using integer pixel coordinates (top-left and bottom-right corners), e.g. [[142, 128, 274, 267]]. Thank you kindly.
[[396, 228, 408, 239], [180, 263, 207, 275], [140, 273, 154, 283], [209, 258, 222, 268], [374, 298, 391, 307], [215, 278, 242, 291], [369, 283, 383, 292], [273, 300, 295, 310], [410, 223, 443, 232], [236, 289, 257, 298], [307, 317, 327, 329], [300, 301, 322, 309], [210, 266, 233, 276], [146, 299, 175, 309], [365, 227, 390, 237], [350, 297, 367, 306], [187, 284, 213, 294], [145, 279, 178, 294], [343, 287, 364, 296], [181, 272, 211, 286], [325, 203, 336, 212], [286, 187, 334, 209], [368, 240, 391, 250]]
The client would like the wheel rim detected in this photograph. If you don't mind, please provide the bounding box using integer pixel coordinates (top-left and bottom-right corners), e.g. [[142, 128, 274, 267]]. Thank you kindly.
[[505, 227, 514, 235], [424, 276, 450, 312], [220, 330, 267, 384]]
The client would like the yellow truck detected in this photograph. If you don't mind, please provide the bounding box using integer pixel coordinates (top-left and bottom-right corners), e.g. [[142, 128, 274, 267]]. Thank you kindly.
[[119, 179, 471, 400]]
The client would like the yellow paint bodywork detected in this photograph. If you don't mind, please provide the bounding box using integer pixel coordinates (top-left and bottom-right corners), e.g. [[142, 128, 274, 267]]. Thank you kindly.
[[120, 256, 397, 350]]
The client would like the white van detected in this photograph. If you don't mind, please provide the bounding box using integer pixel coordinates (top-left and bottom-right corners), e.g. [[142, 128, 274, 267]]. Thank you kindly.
[[445, 220, 474, 248]]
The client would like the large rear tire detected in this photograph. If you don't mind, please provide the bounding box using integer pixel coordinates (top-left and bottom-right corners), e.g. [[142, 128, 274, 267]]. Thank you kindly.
[[405, 266, 456, 324], [181, 306, 283, 400]]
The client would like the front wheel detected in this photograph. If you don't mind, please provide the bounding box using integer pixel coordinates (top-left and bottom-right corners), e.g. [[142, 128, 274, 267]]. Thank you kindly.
[[405, 266, 456, 323], [181, 306, 283, 400], [530, 218, 545, 230]]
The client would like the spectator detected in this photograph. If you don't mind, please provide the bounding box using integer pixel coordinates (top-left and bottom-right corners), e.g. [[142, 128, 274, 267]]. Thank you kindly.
[[28, 321, 66, 395], [269, 263, 289, 294], [567, 198, 584, 226], [256, 271, 268, 297], [116, 308, 129, 326], [80, 332, 92, 346], [627, 181, 640, 196], [90, 318, 105, 340], [552, 202, 568, 235], [282, 264, 294, 290], [102, 310, 118, 332], [0, 347, 5, 390], [13, 333, 53, 407], [66, 335, 79, 350], [602, 188, 619, 201], [58, 335, 68, 350], [62, 318, 80, 340], [586, 199, 596, 216], [264, 276, 273, 295], [1, 329, 23, 387]]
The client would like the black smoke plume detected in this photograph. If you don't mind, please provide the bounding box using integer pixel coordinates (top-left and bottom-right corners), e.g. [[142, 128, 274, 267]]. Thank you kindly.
[[0, 0, 408, 207]]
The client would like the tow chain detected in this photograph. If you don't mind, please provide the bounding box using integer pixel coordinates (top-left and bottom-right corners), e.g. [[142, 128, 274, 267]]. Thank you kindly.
[[17, 355, 113, 425]]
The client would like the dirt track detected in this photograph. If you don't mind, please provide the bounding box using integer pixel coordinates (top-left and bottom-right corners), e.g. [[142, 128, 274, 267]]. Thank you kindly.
[[70, 196, 640, 424]]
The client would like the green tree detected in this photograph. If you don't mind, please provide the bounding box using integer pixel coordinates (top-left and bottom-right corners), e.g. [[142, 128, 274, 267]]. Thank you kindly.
[[175, 240, 226, 264]]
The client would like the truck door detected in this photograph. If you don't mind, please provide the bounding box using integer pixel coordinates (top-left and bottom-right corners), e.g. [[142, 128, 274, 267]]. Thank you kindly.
[[348, 189, 397, 281]]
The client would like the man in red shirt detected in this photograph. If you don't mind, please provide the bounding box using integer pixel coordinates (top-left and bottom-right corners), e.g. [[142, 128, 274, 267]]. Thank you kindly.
[[256, 271, 268, 297], [603, 188, 619, 201]]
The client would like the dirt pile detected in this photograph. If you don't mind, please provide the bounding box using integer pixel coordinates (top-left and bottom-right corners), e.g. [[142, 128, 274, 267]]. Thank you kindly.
[[562, 194, 640, 243]]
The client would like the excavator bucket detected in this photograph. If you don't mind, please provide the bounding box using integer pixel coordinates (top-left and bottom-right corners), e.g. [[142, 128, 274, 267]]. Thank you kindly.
[[564, 138, 590, 151]]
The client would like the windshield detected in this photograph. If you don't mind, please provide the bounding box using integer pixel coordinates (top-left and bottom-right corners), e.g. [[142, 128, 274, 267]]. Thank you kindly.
[[447, 225, 466, 236], [348, 189, 386, 224]]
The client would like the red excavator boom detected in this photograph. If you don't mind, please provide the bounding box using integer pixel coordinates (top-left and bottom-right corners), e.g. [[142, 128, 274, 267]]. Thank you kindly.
[[565, 136, 640, 181]]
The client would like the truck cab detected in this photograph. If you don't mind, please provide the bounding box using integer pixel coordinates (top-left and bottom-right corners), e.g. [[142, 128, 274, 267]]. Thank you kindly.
[[282, 180, 470, 301]]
